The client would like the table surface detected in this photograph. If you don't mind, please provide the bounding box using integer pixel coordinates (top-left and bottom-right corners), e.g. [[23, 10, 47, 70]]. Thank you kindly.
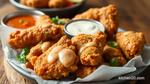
[[0, 0, 150, 84]]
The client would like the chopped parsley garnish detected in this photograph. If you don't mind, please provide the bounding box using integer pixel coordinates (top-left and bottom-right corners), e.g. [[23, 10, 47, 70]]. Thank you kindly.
[[109, 58, 119, 66], [51, 16, 65, 25], [87, 51, 92, 55], [39, 41, 43, 44], [16, 47, 30, 63], [108, 41, 118, 48], [19, 19, 27, 24], [57, 19, 65, 24], [51, 16, 59, 24], [45, 31, 49, 36]]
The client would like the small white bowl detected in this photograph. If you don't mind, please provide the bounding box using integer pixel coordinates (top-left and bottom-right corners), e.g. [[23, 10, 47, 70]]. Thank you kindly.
[[64, 19, 105, 38]]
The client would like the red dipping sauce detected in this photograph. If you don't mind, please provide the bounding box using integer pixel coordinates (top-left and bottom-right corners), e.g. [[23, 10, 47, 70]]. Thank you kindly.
[[6, 15, 36, 29]]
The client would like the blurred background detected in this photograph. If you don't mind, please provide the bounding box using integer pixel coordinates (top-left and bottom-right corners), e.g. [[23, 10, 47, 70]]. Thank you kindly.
[[0, 0, 150, 84]]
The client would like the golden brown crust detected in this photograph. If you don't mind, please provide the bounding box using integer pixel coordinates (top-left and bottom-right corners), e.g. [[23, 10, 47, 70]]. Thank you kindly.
[[74, 4, 119, 39], [35, 15, 52, 28], [80, 46, 103, 66], [116, 31, 145, 59], [72, 32, 106, 50], [26, 41, 55, 67]]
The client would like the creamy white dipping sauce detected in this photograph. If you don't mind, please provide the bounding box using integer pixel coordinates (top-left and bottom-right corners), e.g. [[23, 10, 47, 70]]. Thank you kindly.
[[47, 46, 64, 64], [47, 46, 76, 67], [58, 49, 76, 67], [66, 20, 105, 36]]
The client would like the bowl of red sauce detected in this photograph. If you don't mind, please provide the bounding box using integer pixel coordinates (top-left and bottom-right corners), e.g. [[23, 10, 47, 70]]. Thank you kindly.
[[1, 10, 45, 29]]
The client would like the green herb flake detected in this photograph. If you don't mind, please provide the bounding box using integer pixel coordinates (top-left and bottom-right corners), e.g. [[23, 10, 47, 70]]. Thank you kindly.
[[51, 16, 59, 24], [108, 41, 118, 48], [16, 47, 30, 63], [19, 19, 26, 24], [86, 50, 93, 55], [45, 31, 49, 36], [109, 58, 119, 66], [58, 19, 65, 25], [39, 41, 43, 44], [51, 16, 66, 25]]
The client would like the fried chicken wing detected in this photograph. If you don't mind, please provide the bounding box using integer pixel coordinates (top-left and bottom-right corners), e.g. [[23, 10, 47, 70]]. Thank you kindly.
[[103, 45, 126, 66], [8, 15, 64, 49], [74, 5, 119, 39], [34, 36, 78, 79], [116, 31, 145, 59], [20, 0, 49, 8], [72, 32, 106, 66]]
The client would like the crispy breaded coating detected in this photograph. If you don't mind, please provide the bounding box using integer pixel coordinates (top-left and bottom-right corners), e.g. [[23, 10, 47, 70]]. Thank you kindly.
[[26, 43, 42, 69], [103, 45, 126, 66], [72, 32, 106, 50], [72, 32, 106, 66], [116, 31, 145, 59], [36, 15, 65, 35], [74, 5, 119, 39], [34, 36, 78, 79], [20, 0, 49, 8], [35, 15, 52, 28], [26, 41, 55, 68], [8, 25, 63, 49], [76, 65, 97, 78], [81, 46, 103, 66], [36, 15, 65, 33]]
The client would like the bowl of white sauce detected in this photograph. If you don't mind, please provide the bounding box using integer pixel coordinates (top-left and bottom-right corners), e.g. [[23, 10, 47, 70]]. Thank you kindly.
[[64, 19, 105, 37]]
